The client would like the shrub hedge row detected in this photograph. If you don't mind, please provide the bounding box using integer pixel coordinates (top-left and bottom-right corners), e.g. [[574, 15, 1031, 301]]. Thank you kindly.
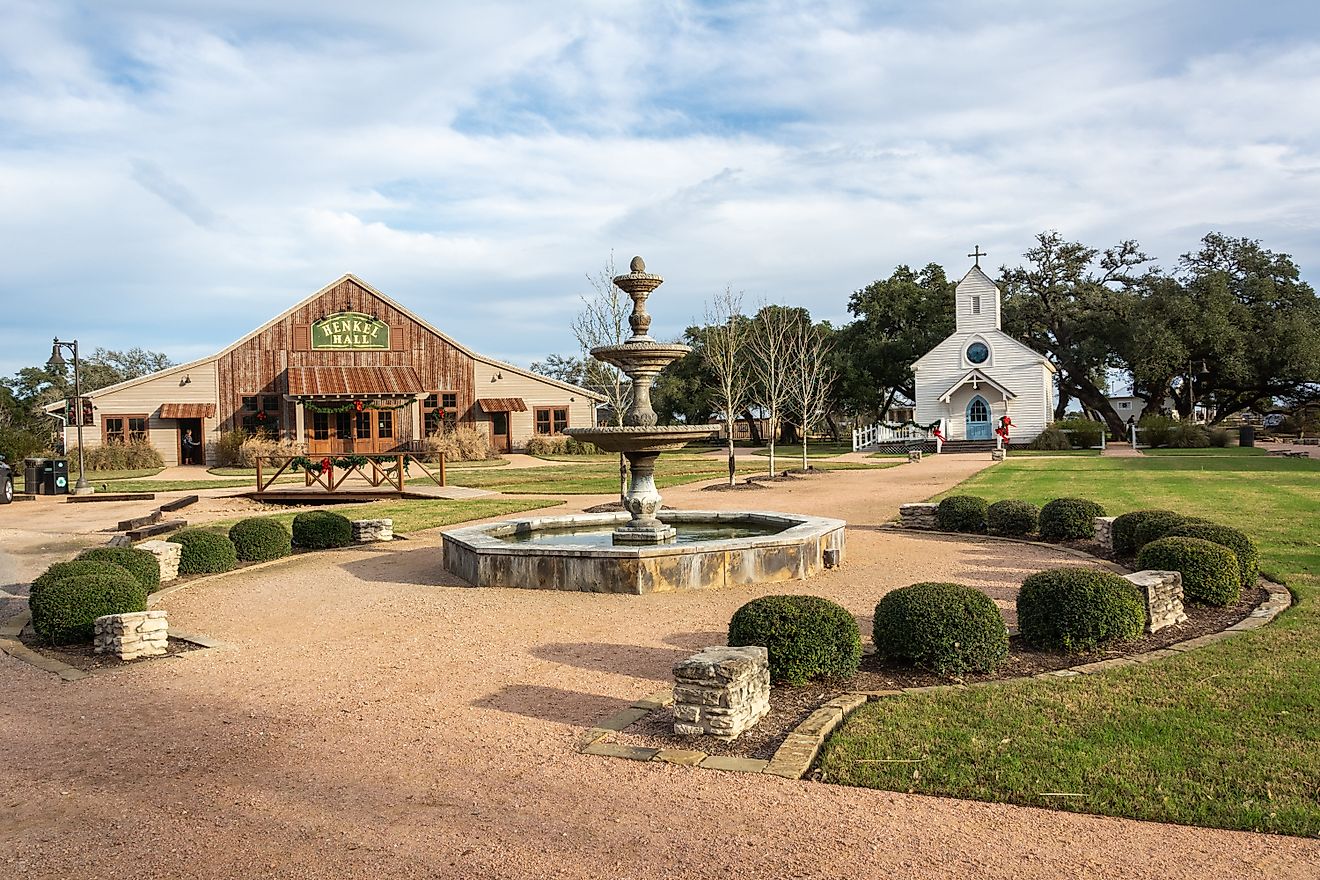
[[292, 511, 353, 550], [1038, 497, 1106, 541], [30, 567, 147, 645], [1138, 537, 1241, 606], [1017, 568, 1146, 652], [75, 546, 161, 593], [168, 529, 239, 575], [228, 517, 293, 562], [936, 495, 988, 533]]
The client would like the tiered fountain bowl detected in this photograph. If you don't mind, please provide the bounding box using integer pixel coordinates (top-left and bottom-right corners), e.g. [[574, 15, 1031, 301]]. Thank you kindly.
[[441, 257, 844, 594]]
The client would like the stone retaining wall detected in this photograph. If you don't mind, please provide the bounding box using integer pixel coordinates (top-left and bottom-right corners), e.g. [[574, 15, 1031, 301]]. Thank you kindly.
[[137, 540, 181, 583], [672, 646, 770, 740], [352, 519, 394, 543], [1094, 516, 1116, 553], [94, 610, 168, 660], [898, 503, 939, 530], [1124, 570, 1187, 632]]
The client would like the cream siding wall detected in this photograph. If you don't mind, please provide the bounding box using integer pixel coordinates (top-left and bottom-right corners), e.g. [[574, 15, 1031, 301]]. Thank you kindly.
[[953, 268, 1001, 334], [472, 362, 597, 450], [63, 361, 221, 466], [913, 332, 1053, 441]]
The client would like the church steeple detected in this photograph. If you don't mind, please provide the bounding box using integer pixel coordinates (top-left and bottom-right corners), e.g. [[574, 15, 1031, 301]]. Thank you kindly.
[[955, 253, 1001, 333]]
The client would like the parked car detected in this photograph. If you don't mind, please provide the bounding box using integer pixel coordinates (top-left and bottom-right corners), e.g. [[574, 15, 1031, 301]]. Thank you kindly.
[[0, 455, 12, 504]]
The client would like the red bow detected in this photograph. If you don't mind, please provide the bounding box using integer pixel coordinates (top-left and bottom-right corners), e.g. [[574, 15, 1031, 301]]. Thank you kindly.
[[354, 399, 364, 412], [321, 457, 332, 471], [933, 428, 945, 442]]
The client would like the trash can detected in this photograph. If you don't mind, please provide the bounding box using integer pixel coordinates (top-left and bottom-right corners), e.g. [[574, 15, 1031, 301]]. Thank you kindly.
[[1239, 426, 1255, 448], [45, 459, 69, 495], [23, 457, 47, 494]]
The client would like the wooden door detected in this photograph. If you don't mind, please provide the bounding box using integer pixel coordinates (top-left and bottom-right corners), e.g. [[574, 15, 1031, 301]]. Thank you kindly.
[[489, 411, 511, 453]]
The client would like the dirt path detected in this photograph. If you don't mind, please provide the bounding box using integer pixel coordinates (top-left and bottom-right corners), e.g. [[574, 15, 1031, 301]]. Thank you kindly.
[[1, 454, 1315, 878]]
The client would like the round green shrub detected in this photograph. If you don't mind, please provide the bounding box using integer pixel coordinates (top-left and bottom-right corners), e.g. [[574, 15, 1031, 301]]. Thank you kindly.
[[1165, 522, 1258, 590], [1017, 568, 1146, 652], [1137, 536, 1241, 606], [30, 570, 147, 645], [873, 582, 1008, 676], [75, 546, 160, 593], [29, 559, 134, 602], [987, 499, 1039, 537], [936, 495, 988, 533], [168, 529, 238, 575], [1038, 498, 1106, 541], [228, 517, 292, 562], [728, 595, 861, 684], [292, 510, 353, 550], [1131, 511, 1195, 555], [1111, 510, 1180, 558], [1027, 427, 1071, 451]]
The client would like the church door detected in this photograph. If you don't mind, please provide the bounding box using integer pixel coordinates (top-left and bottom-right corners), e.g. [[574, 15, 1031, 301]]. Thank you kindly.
[[966, 396, 992, 440]]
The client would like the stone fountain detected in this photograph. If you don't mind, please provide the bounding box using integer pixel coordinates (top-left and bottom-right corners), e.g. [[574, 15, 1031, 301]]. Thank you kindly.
[[564, 256, 715, 544]]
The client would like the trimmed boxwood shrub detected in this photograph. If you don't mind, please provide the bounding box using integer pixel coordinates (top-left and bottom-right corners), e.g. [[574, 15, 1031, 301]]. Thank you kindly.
[[987, 499, 1039, 537], [76, 546, 160, 593], [1038, 497, 1106, 541], [168, 529, 238, 575], [1131, 510, 1197, 555], [292, 510, 353, 550], [1017, 568, 1146, 652], [1165, 522, 1258, 590], [1111, 510, 1180, 558], [29, 559, 134, 601], [30, 570, 147, 645], [228, 517, 293, 562], [728, 595, 861, 685], [1137, 536, 1241, 606], [873, 582, 1008, 676], [936, 495, 988, 533]]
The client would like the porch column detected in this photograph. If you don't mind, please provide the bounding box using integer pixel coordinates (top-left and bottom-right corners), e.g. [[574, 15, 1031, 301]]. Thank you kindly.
[[294, 400, 306, 446], [410, 393, 424, 443]]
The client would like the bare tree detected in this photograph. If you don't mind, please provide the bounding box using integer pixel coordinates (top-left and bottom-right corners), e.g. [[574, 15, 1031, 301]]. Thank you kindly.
[[747, 303, 798, 476], [700, 287, 751, 486], [788, 322, 836, 470], [571, 253, 632, 501]]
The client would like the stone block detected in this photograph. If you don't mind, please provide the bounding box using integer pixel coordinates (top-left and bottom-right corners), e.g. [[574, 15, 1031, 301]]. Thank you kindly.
[[907, 449, 922, 463], [94, 610, 168, 660], [990, 449, 1006, 461], [897, 502, 939, 530], [672, 646, 770, 741], [1124, 570, 1188, 633], [1094, 516, 1116, 553], [137, 540, 181, 584], [351, 518, 393, 543]]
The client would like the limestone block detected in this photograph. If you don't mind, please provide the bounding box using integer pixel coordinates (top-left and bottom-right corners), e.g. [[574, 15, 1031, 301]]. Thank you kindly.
[[137, 540, 181, 584], [94, 610, 169, 660], [351, 518, 394, 543], [907, 449, 922, 463], [898, 502, 939, 530], [1094, 516, 1117, 553], [990, 449, 1006, 461], [1124, 570, 1188, 633], [672, 646, 770, 741]]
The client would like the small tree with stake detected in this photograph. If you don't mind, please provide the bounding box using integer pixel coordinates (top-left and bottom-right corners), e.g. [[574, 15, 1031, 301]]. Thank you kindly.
[[747, 304, 799, 477], [700, 287, 751, 486], [571, 253, 632, 502], [788, 321, 836, 471]]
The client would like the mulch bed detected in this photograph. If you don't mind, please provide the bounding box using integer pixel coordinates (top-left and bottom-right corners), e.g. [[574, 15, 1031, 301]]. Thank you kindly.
[[18, 632, 201, 671], [614, 583, 1268, 761]]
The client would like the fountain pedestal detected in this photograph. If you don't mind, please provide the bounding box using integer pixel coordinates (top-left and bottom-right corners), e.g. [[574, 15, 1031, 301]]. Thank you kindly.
[[614, 451, 675, 543]]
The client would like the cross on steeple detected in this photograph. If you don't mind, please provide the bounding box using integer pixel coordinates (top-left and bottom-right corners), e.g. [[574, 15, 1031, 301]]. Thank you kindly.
[[968, 245, 988, 268]]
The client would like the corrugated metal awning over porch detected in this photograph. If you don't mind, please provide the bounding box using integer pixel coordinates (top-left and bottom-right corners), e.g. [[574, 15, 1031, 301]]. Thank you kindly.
[[287, 366, 425, 397], [159, 403, 217, 419], [476, 397, 528, 412]]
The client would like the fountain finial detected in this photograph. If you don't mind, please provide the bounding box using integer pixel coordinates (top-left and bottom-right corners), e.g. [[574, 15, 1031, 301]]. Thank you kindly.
[[630, 255, 646, 273]]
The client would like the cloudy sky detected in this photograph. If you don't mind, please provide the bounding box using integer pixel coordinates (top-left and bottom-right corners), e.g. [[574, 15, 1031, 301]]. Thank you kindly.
[[2, 0, 1318, 378]]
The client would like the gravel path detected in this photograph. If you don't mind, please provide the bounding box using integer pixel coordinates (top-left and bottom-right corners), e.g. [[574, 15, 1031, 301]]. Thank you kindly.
[[1, 454, 1315, 878]]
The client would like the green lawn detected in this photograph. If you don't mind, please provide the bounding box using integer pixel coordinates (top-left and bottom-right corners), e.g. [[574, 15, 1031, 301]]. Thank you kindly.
[[818, 453, 1320, 836], [207, 497, 563, 535]]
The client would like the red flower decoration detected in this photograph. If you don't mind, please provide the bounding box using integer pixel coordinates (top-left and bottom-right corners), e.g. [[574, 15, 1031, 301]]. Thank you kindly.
[[354, 399, 364, 412]]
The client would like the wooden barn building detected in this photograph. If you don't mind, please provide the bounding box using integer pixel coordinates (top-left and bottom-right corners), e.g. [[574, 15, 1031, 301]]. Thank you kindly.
[[50, 275, 602, 466]]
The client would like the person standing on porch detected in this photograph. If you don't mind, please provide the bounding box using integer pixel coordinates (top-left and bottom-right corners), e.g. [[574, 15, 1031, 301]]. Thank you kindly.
[[182, 429, 202, 465]]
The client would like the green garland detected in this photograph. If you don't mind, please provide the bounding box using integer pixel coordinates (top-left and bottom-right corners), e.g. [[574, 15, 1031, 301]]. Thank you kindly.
[[290, 454, 372, 475], [302, 398, 416, 414], [877, 418, 942, 432]]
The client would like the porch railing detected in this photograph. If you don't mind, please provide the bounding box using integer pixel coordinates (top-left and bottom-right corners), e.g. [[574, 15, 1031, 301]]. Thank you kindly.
[[255, 452, 446, 494], [853, 421, 940, 451]]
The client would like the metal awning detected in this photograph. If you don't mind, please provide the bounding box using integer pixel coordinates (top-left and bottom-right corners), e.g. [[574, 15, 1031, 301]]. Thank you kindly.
[[477, 397, 528, 412], [287, 366, 425, 397], [937, 370, 1017, 404], [159, 403, 216, 419]]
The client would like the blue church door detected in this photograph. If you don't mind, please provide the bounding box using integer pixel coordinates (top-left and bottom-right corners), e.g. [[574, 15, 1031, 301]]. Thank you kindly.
[[966, 396, 992, 440]]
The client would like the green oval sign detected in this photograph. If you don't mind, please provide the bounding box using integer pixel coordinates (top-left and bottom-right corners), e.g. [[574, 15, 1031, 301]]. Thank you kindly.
[[312, 311, 390, 350]]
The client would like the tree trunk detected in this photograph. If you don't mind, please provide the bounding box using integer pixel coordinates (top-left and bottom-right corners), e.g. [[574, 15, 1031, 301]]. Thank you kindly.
[[1069, 382, 1126, 437], [824, 412, 840, 442], [1053, 385, 1070, 421], [726, 429, 736, 486], [740, 409, 762, 445]]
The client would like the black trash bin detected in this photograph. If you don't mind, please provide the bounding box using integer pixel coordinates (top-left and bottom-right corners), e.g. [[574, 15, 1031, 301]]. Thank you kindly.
[[23, 457, 47, 494], [1239, 426, 1255, 448], [45, 459, 69, 495]]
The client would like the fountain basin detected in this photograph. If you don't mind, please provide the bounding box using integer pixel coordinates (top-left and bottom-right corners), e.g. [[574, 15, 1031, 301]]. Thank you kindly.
[[442, 510, 845, 594], [563, 424, 714, 453]]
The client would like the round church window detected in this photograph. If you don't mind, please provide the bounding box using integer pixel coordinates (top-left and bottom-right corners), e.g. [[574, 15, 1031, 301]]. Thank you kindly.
[[967, 342, 989, 364]]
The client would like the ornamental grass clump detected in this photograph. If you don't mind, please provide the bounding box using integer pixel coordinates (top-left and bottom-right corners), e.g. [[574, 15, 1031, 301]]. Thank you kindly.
[[168, 529, 238, 575], [728, 595, 861, 685], [228, 517, 293, 562], [1038, 497, 1106, 541], [987, 499, 1039, 537], [75, 546, 160, 593], [292, 510, 353, 550], [1165, 522, 1258, 590], [1017, 568, 1146, 652], [872, 582, 1008, 676], [936, 495, 988, 533], [1138, 536, 1241, 606], [30, 569, 147, 645]]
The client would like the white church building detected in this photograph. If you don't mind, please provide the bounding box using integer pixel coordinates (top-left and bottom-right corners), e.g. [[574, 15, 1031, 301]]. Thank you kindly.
[[910, 256, 1054, 444]]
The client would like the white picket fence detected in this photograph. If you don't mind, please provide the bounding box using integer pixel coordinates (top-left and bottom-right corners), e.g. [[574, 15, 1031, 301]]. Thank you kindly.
[[853, 420, 941, 451]]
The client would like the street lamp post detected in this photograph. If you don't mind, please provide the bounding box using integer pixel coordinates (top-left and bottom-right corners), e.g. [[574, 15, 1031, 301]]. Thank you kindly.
[[47, 338, 90, 494]]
